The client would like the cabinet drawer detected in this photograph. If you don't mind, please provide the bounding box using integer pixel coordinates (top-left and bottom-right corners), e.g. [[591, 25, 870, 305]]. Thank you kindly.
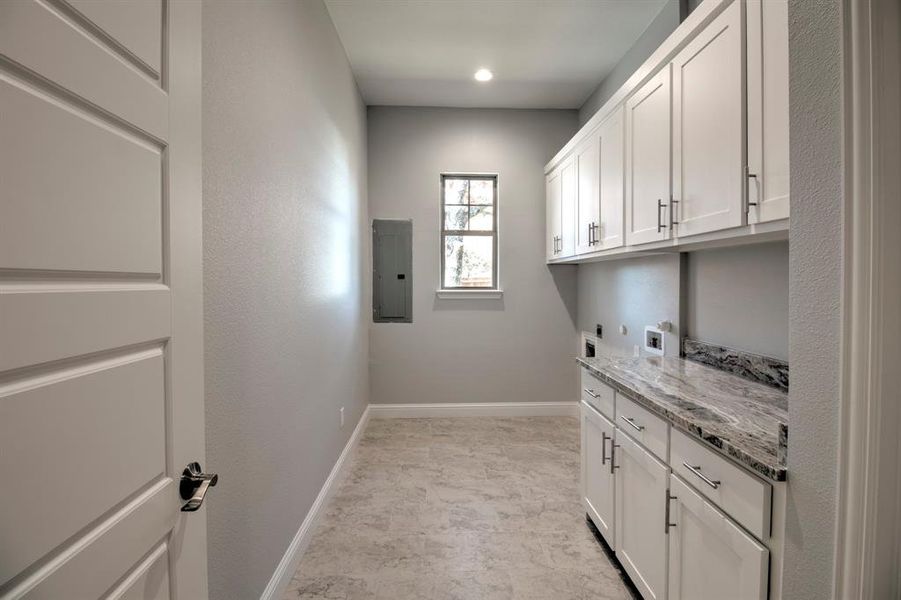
[[615, 394, 668, 460], [670, 428, 772, 540], [580, 369, 614, 419]]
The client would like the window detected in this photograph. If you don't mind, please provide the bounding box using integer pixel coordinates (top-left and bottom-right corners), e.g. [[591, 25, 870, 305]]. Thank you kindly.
[[440, 174, 498, 289]]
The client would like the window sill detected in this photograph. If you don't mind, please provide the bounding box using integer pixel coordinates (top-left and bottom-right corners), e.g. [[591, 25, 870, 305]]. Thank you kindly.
[[436, 289, 504, 300]]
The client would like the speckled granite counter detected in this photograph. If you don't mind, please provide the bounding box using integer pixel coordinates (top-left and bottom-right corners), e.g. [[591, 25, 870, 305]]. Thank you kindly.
[[578, 354, 788, 482]]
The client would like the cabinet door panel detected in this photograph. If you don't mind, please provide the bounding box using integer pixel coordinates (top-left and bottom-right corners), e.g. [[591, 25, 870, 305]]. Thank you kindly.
[[560, 158, 577, 257], [582, 402, 616, 544], [615, 431, 668, 600], [668, 475, 769, 600], [672, 0, 744, 238], [546, 169, 561, 260], [576, 133, 600, 255], [747, 0, 790, 223], [598, 107, 625, 249], [626, 67, 671, 246]]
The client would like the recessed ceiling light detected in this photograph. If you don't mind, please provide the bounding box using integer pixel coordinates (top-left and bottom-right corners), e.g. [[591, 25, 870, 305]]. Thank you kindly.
[[474, 68, 493, 82]]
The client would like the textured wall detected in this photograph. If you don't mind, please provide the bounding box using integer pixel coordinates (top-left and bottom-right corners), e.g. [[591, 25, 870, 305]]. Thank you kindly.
[[367, 107, 580, 406], [577, 0, 681, 126], [685, 242, 789, 360], [202, 1, 369, 597], [782, 0, 844, 597], [576, 255, 682, 357]]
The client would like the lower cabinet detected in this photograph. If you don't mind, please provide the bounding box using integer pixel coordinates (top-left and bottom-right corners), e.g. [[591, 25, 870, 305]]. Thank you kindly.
[[667, 474, 769, 600], [581, 402, 616, 543], [614, 431, 668, 600]]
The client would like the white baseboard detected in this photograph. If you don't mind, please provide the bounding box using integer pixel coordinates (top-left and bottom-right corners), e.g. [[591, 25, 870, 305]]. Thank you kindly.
[[369, 401, 579, 419], [259, 405, 370, 600]]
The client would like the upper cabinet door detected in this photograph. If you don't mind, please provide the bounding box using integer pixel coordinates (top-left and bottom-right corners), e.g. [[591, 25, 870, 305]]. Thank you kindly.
[[747, 0, 790, 223], [671, 0, 745, 238], [559, 156, 577, 257], [626, 66, 672, 246], [575, 131, 600, 255], [546, 168, 561, 260], [668, 475, 769, 600], [598, 106, 625, 250]]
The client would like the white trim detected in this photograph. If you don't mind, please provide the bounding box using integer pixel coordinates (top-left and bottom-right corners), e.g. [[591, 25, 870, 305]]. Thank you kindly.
[[369, 402, 579, 419], [834, 0, 901, 597], [435, 289, 503, 299], [259, 406, 371, 600]]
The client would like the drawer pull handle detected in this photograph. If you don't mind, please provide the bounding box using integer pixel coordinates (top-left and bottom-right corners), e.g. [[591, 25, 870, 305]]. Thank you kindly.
[[584, 388, 600, 399], [620, 416, 645, 432], [683, 462, 721, 489]]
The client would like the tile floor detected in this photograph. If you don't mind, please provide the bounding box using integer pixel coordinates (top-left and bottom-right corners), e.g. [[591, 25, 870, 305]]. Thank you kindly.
[[284, 416, 638, 599]]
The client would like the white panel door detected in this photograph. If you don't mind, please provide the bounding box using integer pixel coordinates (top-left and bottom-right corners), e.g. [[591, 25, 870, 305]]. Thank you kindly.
[[597, 106, 625, 250], [614, 431, 669, 600], [546, 169, 562, 260], [559, 157, 577, 257], [668, 475, 769, 600], [671, 0, 745, 238], [0, 2, 207, 599], [747, 0, 790, 224], [626, 67, 672, 246], [575, 131, 600, 255], [581, 402, 616, 545]]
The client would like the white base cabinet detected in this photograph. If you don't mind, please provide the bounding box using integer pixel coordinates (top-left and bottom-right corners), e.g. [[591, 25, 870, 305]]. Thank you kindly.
[[579, 368, 779, 600], [581, 402, 616, 544], [667, 474, 769, 600], [614, 431, 668, 600]]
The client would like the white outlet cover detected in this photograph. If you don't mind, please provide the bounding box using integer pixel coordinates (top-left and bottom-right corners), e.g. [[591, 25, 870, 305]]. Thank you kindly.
[[644, 326, 665, 356]]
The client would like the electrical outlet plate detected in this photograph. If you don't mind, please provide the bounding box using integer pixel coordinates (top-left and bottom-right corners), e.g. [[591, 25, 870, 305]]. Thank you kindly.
[[644, 326, 665, 356]]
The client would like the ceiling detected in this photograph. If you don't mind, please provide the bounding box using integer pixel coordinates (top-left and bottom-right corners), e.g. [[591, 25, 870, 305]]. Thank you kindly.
[[324, 0, 669, 109]]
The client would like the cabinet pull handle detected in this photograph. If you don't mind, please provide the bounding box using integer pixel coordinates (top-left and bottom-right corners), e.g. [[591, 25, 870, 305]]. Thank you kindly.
[[747, 171, 761, 208], [665, 491, 678, 534], [657, 199, 667, 233], [592, 223, 600, 245], [669, 196, 679, 228], [601, 431, 609, 465], [682, 462, 721, 489], [610, 442, 620, 474], [620, 415, 645, 432], [583, 388, 600, 399]]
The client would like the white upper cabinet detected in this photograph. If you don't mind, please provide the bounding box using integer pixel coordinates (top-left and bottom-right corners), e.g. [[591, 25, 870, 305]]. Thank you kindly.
[[626, 66, 672, 246], [747, 0, 790, 223], [546, 168, 561, 260], [575, 130, 600, 255], [582, 402, 616, 545], [672, 0, 744, 238], [667, 474, 769, 600], [598, 106, 625, 250]]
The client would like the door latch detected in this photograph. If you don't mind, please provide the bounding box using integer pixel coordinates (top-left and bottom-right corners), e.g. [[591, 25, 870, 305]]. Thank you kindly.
[[180, 462, 218, 512]]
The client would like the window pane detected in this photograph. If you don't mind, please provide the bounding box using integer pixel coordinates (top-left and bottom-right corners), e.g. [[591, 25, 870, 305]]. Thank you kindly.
[[444, 235, 494, 288], [444, 178, 469, 204], [469, 179, 494, 205], [468, 205, 494, 231], [443, 206, 469, 230]]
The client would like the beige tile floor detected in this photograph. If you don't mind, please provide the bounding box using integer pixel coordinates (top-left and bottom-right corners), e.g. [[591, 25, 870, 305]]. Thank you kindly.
[[284, 416, 638, 599]]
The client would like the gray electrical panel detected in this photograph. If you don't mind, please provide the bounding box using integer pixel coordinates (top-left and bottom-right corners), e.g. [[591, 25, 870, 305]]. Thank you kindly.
[[372, 219, 412, 323]]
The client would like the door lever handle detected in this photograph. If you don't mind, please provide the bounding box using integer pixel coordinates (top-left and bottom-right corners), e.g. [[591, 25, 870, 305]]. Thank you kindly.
[[180, 462, 218, 512]]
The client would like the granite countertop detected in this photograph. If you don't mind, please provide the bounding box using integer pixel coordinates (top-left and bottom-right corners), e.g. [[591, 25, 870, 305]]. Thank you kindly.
[[577, 354, 788, 482]]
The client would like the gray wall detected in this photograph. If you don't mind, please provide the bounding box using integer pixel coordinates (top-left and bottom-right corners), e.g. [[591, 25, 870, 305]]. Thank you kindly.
[[578, 0, 681, 126], [782, 0, 844, 597], [202, 1, 369, 598], [684, 242, 789, 360], [577, 255, 682, 357], [367, 107, 580, 406]]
